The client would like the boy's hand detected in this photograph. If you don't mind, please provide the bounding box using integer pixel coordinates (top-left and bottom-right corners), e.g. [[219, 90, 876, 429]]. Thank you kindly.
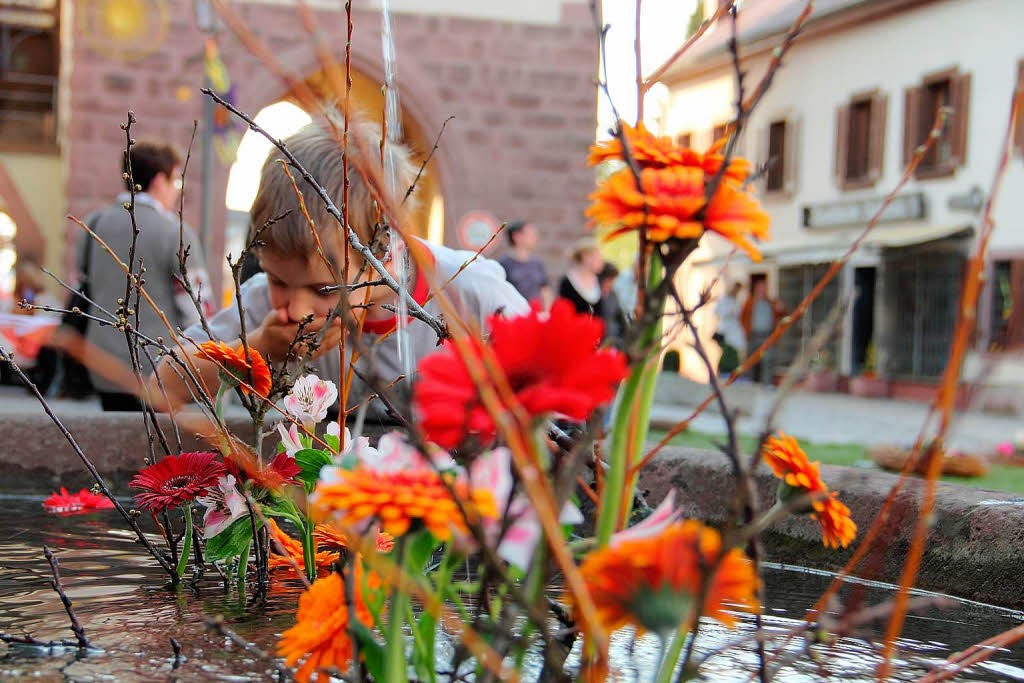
[[249, 309, 343, 362]]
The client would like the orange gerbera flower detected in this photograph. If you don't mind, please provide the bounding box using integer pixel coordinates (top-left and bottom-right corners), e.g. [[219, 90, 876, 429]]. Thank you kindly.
[[762, 433, 858, 549], [313, 523, 395, 554], [266, 518, 339, 575], [586, 166, 769, 261], [578, 520, 758, 635], [812, 493, 857, 549], [588, 121, 702, 168], [761, 432, 826, 493], [196, 340, 272, 397], [278, 572, 375, 682], [311, 467, 497, 541]]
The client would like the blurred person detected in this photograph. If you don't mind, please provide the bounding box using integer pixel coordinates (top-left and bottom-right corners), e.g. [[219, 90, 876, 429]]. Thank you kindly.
[[497, 220, 552, 307], [741, 277, 785, 385], [614, 266, 637, 321], [713, 281, 746, 378], [598, 261, 626, 348], [558, 237, 604, 316], [78, 141, 212, 411]]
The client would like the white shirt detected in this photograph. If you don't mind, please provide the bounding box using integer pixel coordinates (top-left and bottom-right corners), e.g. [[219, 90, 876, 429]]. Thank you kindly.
[[184, 240, 529, 421]]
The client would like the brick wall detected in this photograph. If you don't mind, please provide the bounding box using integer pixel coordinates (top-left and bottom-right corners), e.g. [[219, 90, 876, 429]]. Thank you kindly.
[[65, 2, 598, 290]]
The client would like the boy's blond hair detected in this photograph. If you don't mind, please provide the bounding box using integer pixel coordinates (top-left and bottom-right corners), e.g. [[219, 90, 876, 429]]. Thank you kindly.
[[250, 112, 418, 261]]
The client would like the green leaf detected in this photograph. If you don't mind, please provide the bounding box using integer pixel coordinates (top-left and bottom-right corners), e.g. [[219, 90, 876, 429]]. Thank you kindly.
[[409, 604, 437, 683], [205, 515, 261, 562], [324, 432, 341, 453], [352, 620, 386, 681], [407, 531, 440, 574], [293, 448, 334, 493]]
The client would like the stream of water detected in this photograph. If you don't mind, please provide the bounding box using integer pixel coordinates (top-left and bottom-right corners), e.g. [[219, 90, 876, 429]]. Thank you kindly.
[[2, 495, 1024, 681]]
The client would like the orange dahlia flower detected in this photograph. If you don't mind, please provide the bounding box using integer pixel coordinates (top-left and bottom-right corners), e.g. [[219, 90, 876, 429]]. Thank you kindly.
[[761, 432, 826, 493], [812, 493, 857, 549], [578, 520, 758, 635], [311, 467, 497, 541], [196, 340, 272, 397], [278, 572, 375, 682], [313, 523, 395, 554], [586, 166, 769, 261], [266, 518, 339, 575]]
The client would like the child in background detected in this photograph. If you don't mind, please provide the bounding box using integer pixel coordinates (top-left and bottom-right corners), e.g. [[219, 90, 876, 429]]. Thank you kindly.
[[156, 114, 528, 420]]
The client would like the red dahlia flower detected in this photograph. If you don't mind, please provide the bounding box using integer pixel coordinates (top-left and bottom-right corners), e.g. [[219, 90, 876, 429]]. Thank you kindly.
[[130, 452, 227, 512], [44, 487, 114, 515], [413, 300, 628, 448]]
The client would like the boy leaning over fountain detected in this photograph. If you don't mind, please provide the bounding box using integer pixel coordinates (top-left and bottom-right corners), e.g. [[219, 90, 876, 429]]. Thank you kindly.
[[154, 112, 528, 421]]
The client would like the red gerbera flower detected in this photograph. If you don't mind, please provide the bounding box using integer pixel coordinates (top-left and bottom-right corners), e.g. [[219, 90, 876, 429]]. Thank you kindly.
[[44, 487, 114, 515], [413, 300, 628, 448], [130, 452, 227, 512]]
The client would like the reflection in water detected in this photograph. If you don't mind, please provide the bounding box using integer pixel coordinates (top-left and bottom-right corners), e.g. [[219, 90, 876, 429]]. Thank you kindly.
[[2, 497, 1024, 680]]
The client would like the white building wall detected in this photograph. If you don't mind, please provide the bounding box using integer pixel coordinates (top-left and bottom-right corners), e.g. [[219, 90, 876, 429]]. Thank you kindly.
[[665, 0, 1024, 258]]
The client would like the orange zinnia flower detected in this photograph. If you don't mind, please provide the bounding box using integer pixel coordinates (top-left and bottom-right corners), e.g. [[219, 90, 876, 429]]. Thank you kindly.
[[197, 340, 272, 397], [761, 432, 826, 493], [588, 121, 702, 169], [278, 572, 375, 682], [313, 523, 395, 554], [311, 466, 497, 541], [578, 520, 758, 635], [266, 518, 339, 575], [585, 166, 769, 261], [812, 493, 857, 549]]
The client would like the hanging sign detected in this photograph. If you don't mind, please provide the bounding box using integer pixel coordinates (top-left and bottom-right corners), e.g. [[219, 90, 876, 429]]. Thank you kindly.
[[456, 211, 501, 251], [802, 192, 926, 229]]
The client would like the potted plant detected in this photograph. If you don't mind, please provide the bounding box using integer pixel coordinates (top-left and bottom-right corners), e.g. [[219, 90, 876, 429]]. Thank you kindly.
[[804, 349, 839, 392], [849, 342, 890, 398]]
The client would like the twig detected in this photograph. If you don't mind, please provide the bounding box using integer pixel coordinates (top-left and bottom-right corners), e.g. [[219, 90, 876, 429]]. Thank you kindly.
[[42, 546, 90, 649], [206, 615, 291, 680], [404, 115, 454, 203], [170, 637, 183, 669]]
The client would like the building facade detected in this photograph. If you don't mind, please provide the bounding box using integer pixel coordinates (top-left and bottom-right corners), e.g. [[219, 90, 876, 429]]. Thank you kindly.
[[0, 0, 598, 301], [658, 0, 1024, 406]]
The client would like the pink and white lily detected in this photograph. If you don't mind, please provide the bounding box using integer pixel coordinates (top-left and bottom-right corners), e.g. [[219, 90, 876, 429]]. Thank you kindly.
[[284, 374, 338, 428], [197, 475, 248, 539], [609, 489, 682, 547]]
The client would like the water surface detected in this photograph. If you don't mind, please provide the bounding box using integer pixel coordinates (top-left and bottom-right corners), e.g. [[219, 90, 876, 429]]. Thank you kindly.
[[2, 496, 1023, 681]]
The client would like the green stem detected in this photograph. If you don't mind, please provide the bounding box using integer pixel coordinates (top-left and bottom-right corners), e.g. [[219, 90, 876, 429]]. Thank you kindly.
[[385, 538, 409, 683], [655, 627, 688, 683], [303, 517, 316, 583], [236, 539, 250, 592], [176, 504, 193, 578], [214, 382, 228, 424], [596, 252, 664, 546]]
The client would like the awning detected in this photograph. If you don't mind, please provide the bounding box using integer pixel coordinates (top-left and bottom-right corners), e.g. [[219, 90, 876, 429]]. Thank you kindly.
[[694, 223, 974, 267]]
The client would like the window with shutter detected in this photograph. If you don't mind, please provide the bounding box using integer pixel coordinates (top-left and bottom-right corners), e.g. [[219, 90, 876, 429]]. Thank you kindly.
[[906, 67, 970, 178], [765, 120, 787, 193], [989, 259, 1024, 351], [836, 90, 885, 190], [711, 122, 728, 144], [676, 132, 692, 148], [0, 1, 59, 150]]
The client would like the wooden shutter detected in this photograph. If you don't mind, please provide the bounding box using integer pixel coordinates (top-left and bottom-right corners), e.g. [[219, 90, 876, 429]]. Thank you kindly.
[[949, 71, 971, 168], [784, 116, 800, 194], [1008, 260, 1024, 349], [902, 86, 922, 169], [835, 104, 850, 183], [867, 92, 887, 182]]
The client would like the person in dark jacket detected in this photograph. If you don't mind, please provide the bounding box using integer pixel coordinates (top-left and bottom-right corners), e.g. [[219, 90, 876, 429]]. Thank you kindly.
[[558, 237, 604, 316]]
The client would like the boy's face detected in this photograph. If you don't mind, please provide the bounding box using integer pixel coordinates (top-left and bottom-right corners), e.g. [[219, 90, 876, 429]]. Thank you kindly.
[[259, 250, 343, 322]]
